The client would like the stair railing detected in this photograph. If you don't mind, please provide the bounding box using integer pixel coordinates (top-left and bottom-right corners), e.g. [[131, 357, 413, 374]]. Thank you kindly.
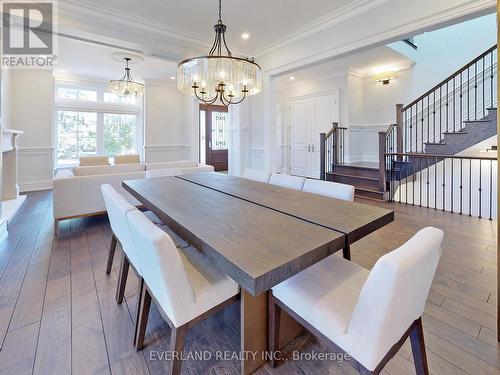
[[399, 45, 497, 153], [320, 122, 347, 180], [385, 152, 497, 220]]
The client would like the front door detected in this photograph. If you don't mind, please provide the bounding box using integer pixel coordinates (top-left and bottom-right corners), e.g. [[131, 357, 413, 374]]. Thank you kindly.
[[201, 104, 229, 171]]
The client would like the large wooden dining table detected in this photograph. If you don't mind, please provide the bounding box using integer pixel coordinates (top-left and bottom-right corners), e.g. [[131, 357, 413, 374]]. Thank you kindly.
[[123, 172, 394, 374]]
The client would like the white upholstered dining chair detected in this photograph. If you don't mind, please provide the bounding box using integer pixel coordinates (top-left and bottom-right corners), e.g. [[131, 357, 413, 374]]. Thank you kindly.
[[145, 168, 183, 178], [269, 173, 306, 190], [303, 179, 355, 202], [101, 184, 141, 305], [127, 209, 239, 375], [269, 227, 444, 375], [242, 169, 271, 183]]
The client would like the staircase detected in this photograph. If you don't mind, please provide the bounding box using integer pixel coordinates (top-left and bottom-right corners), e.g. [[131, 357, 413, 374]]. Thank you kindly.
[[321, 45, 497, 202], [326, 163, 386, 200]]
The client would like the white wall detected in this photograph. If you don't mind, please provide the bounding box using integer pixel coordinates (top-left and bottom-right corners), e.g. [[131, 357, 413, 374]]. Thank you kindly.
[[143, 82, 190, 162], [363, 13, 497, 125], [7, 70, 54, 192]]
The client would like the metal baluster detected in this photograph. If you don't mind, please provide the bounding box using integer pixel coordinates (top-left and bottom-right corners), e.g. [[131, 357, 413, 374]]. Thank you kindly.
[[460, 72, 463, 131], [460, 158, 463, 215], [446, 81, 449, 133], [426, 156, 430, 208], [442, 157, 445, 211], [434, 157, 437, 210], [419, 157, 422, 207], [469, 158, 472, 216], [478, 159, 482, 218], [467, 67, 470, 121], [433, 91, 436, 143], [410, 106, 413, 152], [439, 86, 442, 143], [427, 95, 430, 146], [453, 77, 456, 132], [489, 159, 493, 221], [482, 56, 485, 118], [474, 62, 478, 120], [421, 99, 424, 153], [451, 158, 454, 213], [412, 156, 415, 205], [415, 102, 418, 152], [490, 51, 494, 109]]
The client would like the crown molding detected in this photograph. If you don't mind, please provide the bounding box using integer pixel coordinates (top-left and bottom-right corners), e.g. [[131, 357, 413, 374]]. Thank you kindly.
[[58, 0, 210, 49], [57, 0, 248, 57], [254, 0, 391, 58], [265, 0, 496, 76], [276, 69, 348, 92]]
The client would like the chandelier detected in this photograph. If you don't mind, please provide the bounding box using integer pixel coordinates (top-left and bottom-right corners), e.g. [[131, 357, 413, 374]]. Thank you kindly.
[[177, 0, 261, 105], [108, 57, 145, 97]]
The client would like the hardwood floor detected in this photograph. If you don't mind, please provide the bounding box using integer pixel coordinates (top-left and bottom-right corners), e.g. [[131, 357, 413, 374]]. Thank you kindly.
[[0, 190, 497, 374]]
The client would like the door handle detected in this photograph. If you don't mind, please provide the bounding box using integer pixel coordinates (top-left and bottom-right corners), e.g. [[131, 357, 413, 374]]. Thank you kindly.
[[312, 144, 315, 152], [307, 145, 311, 152]]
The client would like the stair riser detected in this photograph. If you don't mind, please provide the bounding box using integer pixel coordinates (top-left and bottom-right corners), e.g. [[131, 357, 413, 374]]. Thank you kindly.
[[355, 189, 385, 201], [333, 165, 379, 179], [332, 174, 380, 190]]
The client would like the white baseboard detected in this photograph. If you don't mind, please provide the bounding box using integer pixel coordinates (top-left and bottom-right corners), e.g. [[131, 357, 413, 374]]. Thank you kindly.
[[19, 179, 53, 192]]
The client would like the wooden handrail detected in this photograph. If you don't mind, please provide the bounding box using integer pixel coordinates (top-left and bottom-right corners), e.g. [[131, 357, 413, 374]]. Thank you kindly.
[[403, 44, 497, 111], [384, 124, 396, 140], [385, 152, 497, 161]]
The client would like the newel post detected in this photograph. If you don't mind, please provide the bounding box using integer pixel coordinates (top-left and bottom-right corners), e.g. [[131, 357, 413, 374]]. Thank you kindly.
[[396, 104, 404, 157], [320, 133, 326, 181], [378, 132, 387, 192]]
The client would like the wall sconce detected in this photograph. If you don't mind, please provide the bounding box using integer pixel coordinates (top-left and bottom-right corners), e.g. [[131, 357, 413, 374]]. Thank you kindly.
[[373, 71, 397, 85]]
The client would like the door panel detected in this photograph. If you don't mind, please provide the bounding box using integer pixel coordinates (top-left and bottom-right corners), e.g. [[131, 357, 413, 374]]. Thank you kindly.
[[290, 101, 310, 177], [201, 104, 229, 172], [289, 92, 340, 179]]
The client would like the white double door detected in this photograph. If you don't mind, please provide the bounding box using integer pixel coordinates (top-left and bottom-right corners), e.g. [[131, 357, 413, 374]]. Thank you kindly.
[[289, 92, 340, 179]]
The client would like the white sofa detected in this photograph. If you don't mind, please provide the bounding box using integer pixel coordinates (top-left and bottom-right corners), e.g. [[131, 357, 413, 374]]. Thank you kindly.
[[53, 160, 214, 234]]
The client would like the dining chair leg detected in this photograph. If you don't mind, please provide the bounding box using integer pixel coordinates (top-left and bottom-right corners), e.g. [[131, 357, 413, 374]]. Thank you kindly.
[[409, 318, 429, 375], [342, 243, 351, 261], [106, 234, 117, 275], [135, 284, 152, 351], [268, 293, 281, 368], [169, 325, 188, 375], [116, 255, 130, 305], [133, 278, 145, 347]]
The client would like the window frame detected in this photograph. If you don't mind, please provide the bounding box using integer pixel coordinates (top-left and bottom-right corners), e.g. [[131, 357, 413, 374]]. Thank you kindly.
[[54, 79, 144, 168]]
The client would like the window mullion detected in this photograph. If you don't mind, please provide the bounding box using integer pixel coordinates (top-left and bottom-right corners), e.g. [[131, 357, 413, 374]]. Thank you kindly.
[[97, 112, 104, 155]]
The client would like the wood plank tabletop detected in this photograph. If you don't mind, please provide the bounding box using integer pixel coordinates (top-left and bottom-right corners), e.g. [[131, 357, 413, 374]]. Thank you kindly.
[[123, 177, 345, 296], [177, 172, 394, 243]]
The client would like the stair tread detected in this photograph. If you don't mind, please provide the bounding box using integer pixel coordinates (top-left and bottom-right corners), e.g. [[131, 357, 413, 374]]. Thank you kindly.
[[425, 142, 446, 145], [354, 186, 385, 194], [333, 163, 379, 171], [330, 172, 379, 182], [443, 131, 467, 135], [463, 119, 491, 123]]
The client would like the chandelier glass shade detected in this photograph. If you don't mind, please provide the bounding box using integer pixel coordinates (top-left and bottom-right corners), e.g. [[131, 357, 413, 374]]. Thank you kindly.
[[108, 58, 145, 97], [177, 0, 261, 105]]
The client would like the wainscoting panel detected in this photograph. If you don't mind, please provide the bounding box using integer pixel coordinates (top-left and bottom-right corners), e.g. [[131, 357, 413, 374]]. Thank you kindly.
[[348, 124, 388, 163], [250, 148, 265, 170], [144, 144, 191, 163], [18, 147, 54, 192]]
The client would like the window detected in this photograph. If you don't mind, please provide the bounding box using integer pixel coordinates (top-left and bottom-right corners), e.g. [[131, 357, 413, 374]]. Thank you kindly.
[[55, 82, 143, 167], [57, 87, 97, 101], [57, 111, 97, 166], [104, 114, 137, 156]]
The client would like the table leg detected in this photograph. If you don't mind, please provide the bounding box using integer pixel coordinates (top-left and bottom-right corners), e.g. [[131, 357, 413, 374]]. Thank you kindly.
[[240, 290, 303, 374]]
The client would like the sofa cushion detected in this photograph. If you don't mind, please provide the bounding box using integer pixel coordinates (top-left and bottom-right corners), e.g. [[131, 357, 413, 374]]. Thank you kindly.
[[146, 160, 198, 170], [74, 164, 145, 176], [79, 156, 109, 166], [115, 154, 140, 164]]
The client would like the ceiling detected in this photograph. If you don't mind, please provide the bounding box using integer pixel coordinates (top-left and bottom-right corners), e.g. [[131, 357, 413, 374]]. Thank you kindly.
[[56, 37, 178, 82], [68, 0, 354, 56], [274, 46, 414, 89]]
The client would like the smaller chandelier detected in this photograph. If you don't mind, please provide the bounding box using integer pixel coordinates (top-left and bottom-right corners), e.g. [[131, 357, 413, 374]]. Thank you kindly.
[[109, 57, 145, 97], [177, 0, 261, 105]]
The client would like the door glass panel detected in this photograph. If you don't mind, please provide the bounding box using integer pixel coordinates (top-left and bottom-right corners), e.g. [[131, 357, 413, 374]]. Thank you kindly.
[[211, 111, 228, 150]]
